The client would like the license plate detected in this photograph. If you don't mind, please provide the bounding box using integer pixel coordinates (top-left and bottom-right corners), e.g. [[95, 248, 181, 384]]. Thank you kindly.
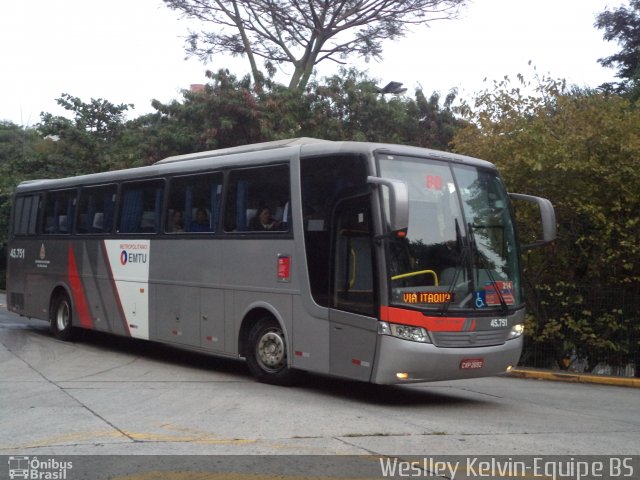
[[460, 358, 484, 369]]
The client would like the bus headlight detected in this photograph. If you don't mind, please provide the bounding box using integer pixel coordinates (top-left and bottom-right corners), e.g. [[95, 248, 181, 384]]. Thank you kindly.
[[379, 321, 432, 343], [508, 323, 524, 340]]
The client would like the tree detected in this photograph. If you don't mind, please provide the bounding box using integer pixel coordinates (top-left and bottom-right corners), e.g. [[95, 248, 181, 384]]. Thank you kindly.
[[0, 122, 42, 247], [300, 68, 462, 148], [163, 0, 466, 90], [303, 69, 414, 142], [137, 67, 463, 156], [37, 94, 133, 175], [595, 0, 640, 97], [145, 69, 270, 157], [453, 75, 640, 371], [404, 88, 461, 150]]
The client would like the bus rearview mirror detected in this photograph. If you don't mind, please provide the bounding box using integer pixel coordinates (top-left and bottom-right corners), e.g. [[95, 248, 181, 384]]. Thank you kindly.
[[367, 176, 409, 233], [509, 193, 556, 250]]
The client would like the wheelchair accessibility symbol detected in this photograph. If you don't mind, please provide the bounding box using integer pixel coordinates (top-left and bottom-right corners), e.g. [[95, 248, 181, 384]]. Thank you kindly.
[[475, 291, 487, 309]]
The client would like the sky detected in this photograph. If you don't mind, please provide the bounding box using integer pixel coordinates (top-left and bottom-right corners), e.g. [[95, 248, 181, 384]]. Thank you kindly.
[[0, 0, 626, 126]]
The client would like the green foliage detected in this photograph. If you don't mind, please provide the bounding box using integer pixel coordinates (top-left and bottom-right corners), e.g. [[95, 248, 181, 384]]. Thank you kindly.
[[301, 69, 462, 148], [406, 89, 461, 150], [0, 122, 42, 245], [303, 69, 414, 142], [522, 283, 640, 371], [129, 70, 266, 162], [453, 74, 640, 370], [37, 93, 134, 175], [133, 68, 462, 160]]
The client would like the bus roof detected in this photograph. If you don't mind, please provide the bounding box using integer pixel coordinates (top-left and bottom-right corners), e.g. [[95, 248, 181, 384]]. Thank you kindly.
[[154, 137, 331, 165], [14, 138, 495, 193]]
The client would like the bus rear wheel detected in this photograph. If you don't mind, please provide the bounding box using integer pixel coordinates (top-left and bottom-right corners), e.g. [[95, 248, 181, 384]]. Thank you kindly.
[[246, 317, 297, 386], [50, 293, 74, 341]]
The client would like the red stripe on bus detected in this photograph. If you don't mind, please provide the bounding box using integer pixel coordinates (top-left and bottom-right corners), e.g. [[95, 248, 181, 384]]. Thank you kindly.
[[67, 244, 93, 329], [380, 306, 466, 332]]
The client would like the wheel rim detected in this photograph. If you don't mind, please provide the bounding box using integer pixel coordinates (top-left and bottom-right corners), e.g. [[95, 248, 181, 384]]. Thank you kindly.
[[256, 327, 286, 372], [56, 300, 70, 332]]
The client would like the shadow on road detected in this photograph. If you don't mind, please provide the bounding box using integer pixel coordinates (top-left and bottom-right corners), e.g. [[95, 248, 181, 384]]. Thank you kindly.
[[11, 320, 488, 408]]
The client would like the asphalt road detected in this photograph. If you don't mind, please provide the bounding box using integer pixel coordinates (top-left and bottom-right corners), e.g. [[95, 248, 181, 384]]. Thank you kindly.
[[1, 294, 638, 471]]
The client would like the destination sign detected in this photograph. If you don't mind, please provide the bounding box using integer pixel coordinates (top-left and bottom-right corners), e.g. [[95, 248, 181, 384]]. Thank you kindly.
[[403, 292, 453, 304]]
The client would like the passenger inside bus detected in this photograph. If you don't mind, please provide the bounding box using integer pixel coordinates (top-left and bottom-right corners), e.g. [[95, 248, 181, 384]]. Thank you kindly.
[[249, 206, 281, 231], [168, 210, 184, 232], [190, 208, 211, 232]]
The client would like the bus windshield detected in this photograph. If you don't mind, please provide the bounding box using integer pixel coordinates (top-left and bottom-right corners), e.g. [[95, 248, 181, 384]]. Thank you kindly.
[[378, 154, 521, 312]]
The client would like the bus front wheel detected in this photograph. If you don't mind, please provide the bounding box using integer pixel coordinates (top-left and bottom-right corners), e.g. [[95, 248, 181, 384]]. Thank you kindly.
[[246, 316, 297, 386], [50, 293, 74, 341]]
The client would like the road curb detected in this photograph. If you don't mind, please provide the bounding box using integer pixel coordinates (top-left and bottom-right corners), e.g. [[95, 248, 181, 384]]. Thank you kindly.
[[507, 368, 640, 388]]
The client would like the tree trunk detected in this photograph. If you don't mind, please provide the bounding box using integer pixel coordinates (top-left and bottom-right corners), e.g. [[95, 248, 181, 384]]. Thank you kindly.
[[288, 42, 321, 90], [231, 0, 262, 92]]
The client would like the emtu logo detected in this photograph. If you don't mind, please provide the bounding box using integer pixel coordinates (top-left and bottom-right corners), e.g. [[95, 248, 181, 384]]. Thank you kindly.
[[119, 249, 147, 265]]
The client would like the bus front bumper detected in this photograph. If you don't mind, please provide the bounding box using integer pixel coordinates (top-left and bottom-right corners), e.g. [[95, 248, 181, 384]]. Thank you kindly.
[[370, 334, 523, 384]]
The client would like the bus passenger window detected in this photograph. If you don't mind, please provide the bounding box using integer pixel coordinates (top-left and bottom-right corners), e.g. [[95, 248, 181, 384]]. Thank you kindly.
[[12, 194, 41, 236], [118, 180, 164, 234], [223, 164, 290, 233], [165, 173, 222, 233], [76, 185, 116, 234], [42, 190, 76, 235]]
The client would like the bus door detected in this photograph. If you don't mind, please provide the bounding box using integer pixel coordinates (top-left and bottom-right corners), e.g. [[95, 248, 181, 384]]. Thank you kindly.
[[329, 194, 378, 381]]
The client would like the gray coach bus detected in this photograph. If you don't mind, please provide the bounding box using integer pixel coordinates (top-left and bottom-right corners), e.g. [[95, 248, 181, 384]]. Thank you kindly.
[[6, 138, 555, 385]]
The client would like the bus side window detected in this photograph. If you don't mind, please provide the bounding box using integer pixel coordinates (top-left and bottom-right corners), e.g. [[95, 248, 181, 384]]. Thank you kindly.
[[12, 194, 41, 236], [76, 185, 116, 234], [42, 190, 76, 235], [12, 196, 24, 235], [165, 172, 223, 233], [118, 180, 164, 234], [223, 164, 290, 233]]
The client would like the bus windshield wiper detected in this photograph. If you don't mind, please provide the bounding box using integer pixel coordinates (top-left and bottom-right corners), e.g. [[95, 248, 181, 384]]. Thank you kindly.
[[439, 219, 469, 315], [468, 222, 508, 314]]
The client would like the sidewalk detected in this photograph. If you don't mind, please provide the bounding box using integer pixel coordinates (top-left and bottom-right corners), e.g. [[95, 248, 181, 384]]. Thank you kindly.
[[508, 367, 640, 388]]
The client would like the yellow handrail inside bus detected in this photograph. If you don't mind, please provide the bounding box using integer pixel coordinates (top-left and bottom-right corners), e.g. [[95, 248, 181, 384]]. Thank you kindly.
[[391, 269, 439, 286]]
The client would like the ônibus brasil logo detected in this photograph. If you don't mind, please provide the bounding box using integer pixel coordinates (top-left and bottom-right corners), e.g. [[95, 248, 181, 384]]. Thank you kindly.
[[8, 456, 73, 479]]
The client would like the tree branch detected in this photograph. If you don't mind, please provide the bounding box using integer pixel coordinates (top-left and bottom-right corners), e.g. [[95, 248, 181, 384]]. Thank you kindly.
[[163, 0, 466, 89]]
